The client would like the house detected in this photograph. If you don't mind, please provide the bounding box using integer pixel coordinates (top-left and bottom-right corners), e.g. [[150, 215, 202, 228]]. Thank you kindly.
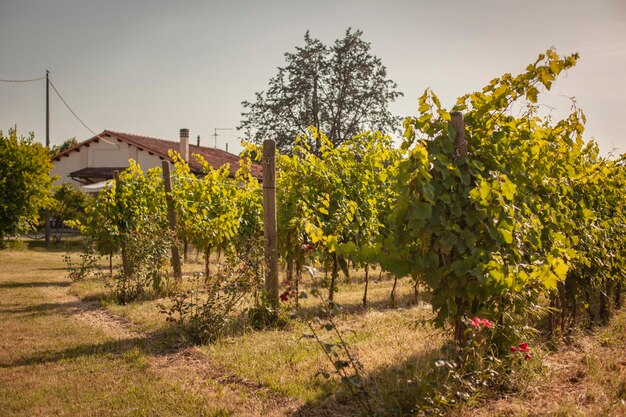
[[50, 129, 262, 189]]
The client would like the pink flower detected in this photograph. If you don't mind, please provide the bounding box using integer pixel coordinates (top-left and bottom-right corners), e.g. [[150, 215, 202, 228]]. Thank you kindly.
[[469, 316, 493, 329], [524, 353, 532, 361], [511, 346, 518, 353], [481, 319, 494, 329]]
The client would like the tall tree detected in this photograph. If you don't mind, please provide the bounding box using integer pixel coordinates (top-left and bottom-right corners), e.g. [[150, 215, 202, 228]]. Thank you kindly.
[[239, 29, 403, 153], [0, 129, 54, 245], [50, 137, 78, 156]]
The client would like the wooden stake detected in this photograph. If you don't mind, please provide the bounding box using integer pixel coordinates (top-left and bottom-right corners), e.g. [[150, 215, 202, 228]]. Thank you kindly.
[[362, 264, 369, 307], [451, 112, 467, 346], [263, 139, 279, 307], [162, 161, 182, 280], [451, 112, 467, 163], [113, 170, 130, 277]]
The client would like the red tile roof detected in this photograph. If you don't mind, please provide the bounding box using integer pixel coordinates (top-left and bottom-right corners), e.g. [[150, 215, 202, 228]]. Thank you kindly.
[[52, 130, 262, 178]]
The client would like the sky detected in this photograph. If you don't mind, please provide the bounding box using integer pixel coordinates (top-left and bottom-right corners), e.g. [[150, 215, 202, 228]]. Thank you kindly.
[[1, 0, 625, 156]]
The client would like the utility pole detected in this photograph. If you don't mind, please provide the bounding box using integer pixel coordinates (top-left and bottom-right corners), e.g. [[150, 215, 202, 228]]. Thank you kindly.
[[44, 70, 51, 248], [46, 70, 50, 148]]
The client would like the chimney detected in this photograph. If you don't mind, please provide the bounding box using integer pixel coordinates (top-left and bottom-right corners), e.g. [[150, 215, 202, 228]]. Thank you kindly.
[[197, 135, 201, 147], [179, 128, 189, 160]]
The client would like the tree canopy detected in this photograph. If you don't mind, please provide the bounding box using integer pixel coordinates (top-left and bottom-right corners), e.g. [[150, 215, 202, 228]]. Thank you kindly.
[[50, 183, 91, 231], [239, 28, 403, 153], [50, 137, 78, 156], [0, 129, 54, 244]]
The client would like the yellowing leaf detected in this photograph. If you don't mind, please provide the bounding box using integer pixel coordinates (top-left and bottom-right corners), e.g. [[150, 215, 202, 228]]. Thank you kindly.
[[326, 235, 338, 253], [551, 258, 569, 281], [479, 180, 491, 201], [488, 268, 504, 283], [501, 179, 516, 201], [499, 228, 513, 244]]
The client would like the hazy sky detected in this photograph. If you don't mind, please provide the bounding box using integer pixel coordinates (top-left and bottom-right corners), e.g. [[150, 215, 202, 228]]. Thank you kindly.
[[1, 0, 625, 156]]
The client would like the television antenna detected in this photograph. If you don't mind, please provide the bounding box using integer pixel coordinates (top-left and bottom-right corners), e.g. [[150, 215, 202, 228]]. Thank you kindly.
[[213, 128, 234, 149]]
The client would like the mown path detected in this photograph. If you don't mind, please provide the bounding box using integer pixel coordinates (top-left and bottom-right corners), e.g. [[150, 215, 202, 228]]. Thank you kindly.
[[0, 250, 304, 417]]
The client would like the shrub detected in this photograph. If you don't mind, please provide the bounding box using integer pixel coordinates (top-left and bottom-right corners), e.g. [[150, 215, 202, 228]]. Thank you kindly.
[[246, 291, 290, 330], [112, 224, 174, 304], [63, 247, 100, 282], [159, 256, 255, 343]]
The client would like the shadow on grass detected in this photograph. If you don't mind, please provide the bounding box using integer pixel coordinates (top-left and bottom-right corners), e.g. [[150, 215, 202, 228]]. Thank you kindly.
[[0, 280, 70, 289], [79, 292, 110, 303], [1, 298, 100, 317], [1, 289, 166, 318], [289, 344, 445, 417], [295, 290, 432, 321], [0, 325, 185, 369], [36, 267, 70, 271], [20, 238, 85, 252]]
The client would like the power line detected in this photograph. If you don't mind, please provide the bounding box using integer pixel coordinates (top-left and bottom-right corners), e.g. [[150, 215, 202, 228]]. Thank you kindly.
[[2, 72, 113, 145], [44, 77, 115, 145], [0, 75, 46, 83], [48, 78, 115, 145], [48, 79, 99, 138]]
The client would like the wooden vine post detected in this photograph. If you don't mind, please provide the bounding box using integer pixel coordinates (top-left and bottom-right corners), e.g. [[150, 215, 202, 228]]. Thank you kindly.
[[162, 161, 182, 281], [263, 139, 279, 307], [451, 111, 468, 163], [112, 170, 130, 277], [451, 111, 468, 344]]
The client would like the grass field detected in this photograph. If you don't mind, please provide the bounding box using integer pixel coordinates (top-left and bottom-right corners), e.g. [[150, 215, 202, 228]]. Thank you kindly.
[[1, 242, 625, 416]]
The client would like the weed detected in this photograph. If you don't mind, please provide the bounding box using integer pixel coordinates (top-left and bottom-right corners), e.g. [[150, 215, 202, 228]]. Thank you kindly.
[[63, 248, 100, 282], [111, 226, 174, 304], [303, 288, 375, 416], [246, 291, 290, 329], [122, 347, 150, 370], [4, 238, 27, 250], [159, 257, 254, 344]]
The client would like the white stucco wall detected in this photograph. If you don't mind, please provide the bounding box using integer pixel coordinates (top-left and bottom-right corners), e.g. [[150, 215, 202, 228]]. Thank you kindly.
[[137, 150, 163, 171], [51, 151, 84, 186], [51, 138, 167, 186]]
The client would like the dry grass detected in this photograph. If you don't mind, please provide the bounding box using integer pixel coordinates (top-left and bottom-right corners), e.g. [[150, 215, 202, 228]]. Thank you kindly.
[[0, 243, 446, 416], [87, 253, 446, 409], [3, 242, 624, 416], [458, 310, 626, 417], [0, 249, 230, 417]]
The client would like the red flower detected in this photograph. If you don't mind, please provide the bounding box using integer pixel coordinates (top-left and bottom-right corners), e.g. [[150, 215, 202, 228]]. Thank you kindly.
[[511, 342, 532, 358], [470, 317, 481, 327], [300, 243, 314, 251], [280, 292, 289, 302]]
